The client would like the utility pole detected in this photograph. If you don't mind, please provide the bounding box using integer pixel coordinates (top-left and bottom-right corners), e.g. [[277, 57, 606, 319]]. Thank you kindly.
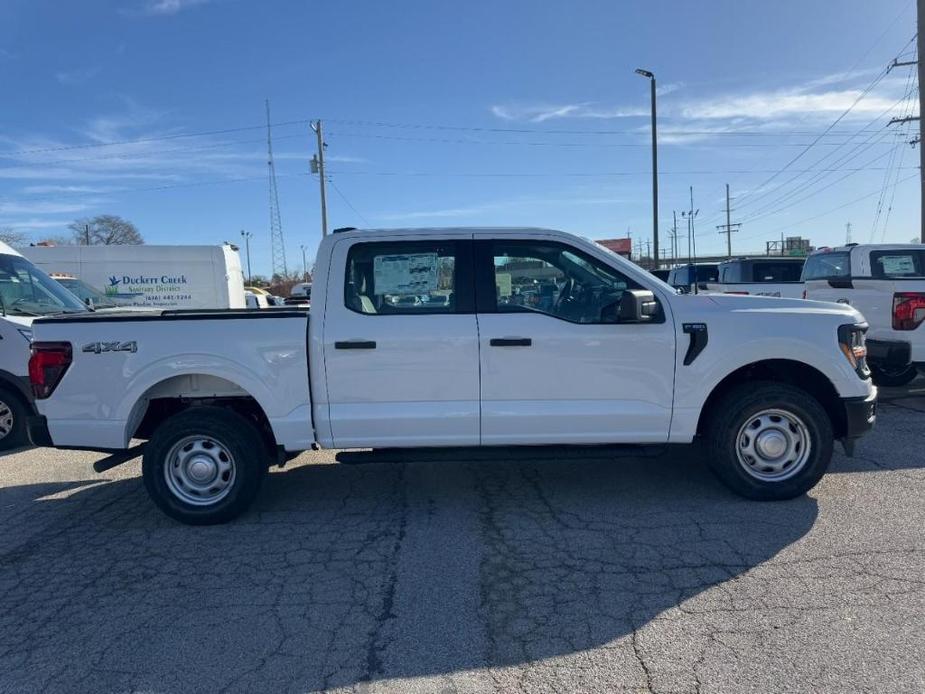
[[846, 222, 853, 244], [886, 10, 924, 242], [716, 183, 740, 258], [310, 120, 329, 237], [300, 244, 308, 281], [635, 69, 659, 268], [266, 99, 287, 279], [920, 0, 924, 243], [645, 239, 651, 268], [240, 230, 253, 283], [84, 224, 90, 246]]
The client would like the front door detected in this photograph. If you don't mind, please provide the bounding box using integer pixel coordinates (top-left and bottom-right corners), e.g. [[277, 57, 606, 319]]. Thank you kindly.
[[475, 237, 675, 445], [322, 236, 480, 448]]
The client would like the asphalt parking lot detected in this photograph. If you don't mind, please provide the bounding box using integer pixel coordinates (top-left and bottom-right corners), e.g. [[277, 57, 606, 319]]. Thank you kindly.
[[1, 382, 923, 694]]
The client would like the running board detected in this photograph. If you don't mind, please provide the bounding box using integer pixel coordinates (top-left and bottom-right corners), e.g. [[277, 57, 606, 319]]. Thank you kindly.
[[93, 444, 146, 473]]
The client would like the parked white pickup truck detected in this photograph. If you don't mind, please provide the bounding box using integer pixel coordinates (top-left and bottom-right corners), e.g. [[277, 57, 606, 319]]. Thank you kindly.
[[28, 227, 877, 524], [803, 244, 925, 386]]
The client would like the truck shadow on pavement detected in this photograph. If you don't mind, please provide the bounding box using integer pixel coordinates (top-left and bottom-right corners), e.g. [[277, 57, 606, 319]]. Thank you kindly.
[[0, 449, 820, 692]]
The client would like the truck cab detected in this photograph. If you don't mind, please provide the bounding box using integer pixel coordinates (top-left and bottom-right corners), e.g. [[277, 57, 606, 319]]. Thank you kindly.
[[706, 257, 806, 298]]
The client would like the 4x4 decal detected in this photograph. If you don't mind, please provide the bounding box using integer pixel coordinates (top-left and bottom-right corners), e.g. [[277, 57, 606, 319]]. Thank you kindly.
[[81, 341, 137, 355]]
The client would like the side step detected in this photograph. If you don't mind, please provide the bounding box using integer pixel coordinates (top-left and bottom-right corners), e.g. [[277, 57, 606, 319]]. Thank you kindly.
[[93, 444, 146, 473]]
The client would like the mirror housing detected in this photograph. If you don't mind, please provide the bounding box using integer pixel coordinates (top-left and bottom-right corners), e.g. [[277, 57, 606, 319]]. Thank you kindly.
[[609, 289, 659, 323]]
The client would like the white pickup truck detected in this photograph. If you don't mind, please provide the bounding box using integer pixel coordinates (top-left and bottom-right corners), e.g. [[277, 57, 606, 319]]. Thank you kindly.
[[28, 227, 877, 524], [803, 244, 925, 386]]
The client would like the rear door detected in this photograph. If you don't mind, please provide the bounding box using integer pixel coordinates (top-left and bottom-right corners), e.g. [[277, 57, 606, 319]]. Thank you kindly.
[[322, 235, 480, 448], [474, 235, 675, 445], [802, 251, 853, 303], [853, 249, 925, 356]]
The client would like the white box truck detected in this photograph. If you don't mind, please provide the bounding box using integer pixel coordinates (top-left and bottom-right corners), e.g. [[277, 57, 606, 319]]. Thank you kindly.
[[20, 244, 246, 310]]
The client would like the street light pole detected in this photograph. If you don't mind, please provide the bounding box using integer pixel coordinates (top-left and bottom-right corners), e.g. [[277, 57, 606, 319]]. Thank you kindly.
[[300, 244, 308, 281], [635, 68, 659, 268], [240, 230, 253, 284]]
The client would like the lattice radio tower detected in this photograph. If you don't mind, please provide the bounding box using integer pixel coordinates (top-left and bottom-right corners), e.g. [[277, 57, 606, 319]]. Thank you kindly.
[[266, 99, 287, 278]]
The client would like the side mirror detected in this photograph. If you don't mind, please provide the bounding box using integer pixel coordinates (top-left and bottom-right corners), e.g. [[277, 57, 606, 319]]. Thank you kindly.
[[615, 290, 659, 323]]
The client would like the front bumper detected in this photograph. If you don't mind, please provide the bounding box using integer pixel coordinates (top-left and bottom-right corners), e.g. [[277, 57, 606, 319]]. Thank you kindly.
[[866, 339, 912, 370], [840, 388, 878, 455]]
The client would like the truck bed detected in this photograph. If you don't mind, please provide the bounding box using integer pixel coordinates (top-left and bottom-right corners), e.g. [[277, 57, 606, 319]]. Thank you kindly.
[[31, 307, 313, 452]]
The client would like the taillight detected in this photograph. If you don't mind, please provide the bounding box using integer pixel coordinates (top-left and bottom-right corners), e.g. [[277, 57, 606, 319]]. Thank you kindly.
[[892, 292, 925, 331], [28, 342, 72, 399]]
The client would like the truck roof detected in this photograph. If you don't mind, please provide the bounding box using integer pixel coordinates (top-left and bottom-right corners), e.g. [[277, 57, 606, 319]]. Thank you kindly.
[[813, 243, 924, 254], [329, 226, 564, 238]]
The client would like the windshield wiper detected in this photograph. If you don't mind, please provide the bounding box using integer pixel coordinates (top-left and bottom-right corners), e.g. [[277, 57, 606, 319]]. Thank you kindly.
[[5, 308, 43, 317]]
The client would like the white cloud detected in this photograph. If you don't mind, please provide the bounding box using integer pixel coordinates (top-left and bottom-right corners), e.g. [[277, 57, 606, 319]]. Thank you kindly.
[[21, 185, 117, 195], [0, 201, 96, 215], [140, 0, 212, 16], [682, 88, 899, 120], [55, 67, 100, 86], [491, 103, 647, 123], [0, 218, 73, 232]]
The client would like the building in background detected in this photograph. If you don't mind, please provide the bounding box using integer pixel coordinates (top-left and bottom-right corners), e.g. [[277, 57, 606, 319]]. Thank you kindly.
[[596, 238, 632, 259]]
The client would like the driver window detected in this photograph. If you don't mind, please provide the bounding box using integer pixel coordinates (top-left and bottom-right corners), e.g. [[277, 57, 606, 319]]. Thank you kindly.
[[491, 241, 639, 324]]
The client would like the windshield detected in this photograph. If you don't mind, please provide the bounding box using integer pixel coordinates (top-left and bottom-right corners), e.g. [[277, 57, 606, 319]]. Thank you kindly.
[[55, 278, 120, 309], [0, 255, 87, 316]]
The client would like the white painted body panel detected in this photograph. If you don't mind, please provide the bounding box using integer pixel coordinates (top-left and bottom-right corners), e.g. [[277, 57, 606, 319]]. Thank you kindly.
[[33, 227, 874, 455], [703, 282, 805, 299], [804, 245, 925, 362]]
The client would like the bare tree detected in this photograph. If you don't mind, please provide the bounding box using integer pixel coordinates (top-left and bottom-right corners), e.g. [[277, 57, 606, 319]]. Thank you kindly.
[[68, 215, 144, 245], [0, 227, 28, 246]]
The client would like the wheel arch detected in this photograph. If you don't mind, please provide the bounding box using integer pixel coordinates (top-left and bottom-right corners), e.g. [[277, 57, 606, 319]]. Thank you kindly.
[[696, 359, 847, 439], [126, 373, 276, 453], [0, 369, 35, 415]]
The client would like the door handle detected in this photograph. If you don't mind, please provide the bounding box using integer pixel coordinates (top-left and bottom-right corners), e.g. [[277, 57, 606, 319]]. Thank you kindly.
[[490, 337, 532, 347], [335, 340, 377, 350]]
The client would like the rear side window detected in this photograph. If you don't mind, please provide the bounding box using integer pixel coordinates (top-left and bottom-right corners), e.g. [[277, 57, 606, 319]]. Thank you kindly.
[[344, 240, 471, 315], [802, 252, 851, 281], [871, 250, 925, 279], [750, 261, 804, 282], [696, 265, 719, 282]]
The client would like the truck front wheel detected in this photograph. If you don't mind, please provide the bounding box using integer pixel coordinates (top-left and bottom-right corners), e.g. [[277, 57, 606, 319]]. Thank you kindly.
[[705, 382, 833, 500], [142, 407, 268, 525], [0, 387, 30, 452]]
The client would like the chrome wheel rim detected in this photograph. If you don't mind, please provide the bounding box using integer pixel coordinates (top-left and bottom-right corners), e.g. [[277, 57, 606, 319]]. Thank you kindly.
[[0, 400, 13, 440], [735, 408, 811, 482], [164, 435, 236, 506]]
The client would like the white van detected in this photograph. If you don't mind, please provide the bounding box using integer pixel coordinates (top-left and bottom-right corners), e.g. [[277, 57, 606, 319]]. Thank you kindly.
[[0, 241, 89, 450], [20, 244, 246, 309]]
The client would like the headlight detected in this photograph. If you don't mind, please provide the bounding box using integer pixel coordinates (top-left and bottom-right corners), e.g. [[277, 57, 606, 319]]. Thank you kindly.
[[838, 323, 869, 378]]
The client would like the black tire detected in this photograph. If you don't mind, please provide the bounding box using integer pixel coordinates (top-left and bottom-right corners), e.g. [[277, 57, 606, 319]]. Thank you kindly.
[[142, 407, 269, 525], [0, 387, 30, 452], [704, 382, 833, 501], [869, 364, 918, 388]]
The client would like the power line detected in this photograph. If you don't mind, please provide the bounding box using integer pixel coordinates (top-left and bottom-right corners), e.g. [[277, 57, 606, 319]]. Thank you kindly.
[[726, 35, 916, 215], [328, 179, 371, 226]]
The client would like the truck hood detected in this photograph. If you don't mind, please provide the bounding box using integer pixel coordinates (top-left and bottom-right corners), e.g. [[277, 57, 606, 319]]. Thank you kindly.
[[676, 293, 865, 322]]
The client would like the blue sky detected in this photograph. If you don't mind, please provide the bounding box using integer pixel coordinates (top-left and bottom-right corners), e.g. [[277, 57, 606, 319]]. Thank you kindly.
[[0, 0, 920, 276]]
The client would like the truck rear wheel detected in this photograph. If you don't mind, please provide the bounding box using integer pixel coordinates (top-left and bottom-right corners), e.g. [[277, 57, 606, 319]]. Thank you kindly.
[[142, 407, 268, 525], [705, 382, 833, 500]]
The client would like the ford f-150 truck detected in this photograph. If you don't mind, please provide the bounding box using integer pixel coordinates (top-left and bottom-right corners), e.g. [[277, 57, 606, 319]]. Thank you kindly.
[[27, 227, 878, 524]]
